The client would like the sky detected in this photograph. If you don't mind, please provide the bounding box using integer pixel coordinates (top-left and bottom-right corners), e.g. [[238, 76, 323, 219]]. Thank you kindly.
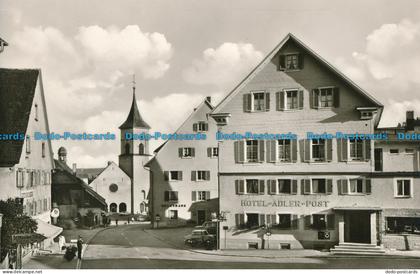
[[1, 0, 420, 167]]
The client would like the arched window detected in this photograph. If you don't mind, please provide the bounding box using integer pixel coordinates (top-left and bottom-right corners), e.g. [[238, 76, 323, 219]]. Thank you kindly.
[[141, 190, 146, 200], [125, 143, 130, 155], [110, 203, 117, 213], [139, 143, 145, 155], [140, 203, 145, 213], [119, 202, 127, 213]]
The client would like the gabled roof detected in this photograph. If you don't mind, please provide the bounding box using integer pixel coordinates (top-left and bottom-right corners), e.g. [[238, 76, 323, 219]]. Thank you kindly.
[[0, 69, 39, 167], [53, 159, 107, 206], [152, 98, 214, 155], [76, 167, 105, 182], [119, 89, 151, 129], [211, 33, 383, 115]]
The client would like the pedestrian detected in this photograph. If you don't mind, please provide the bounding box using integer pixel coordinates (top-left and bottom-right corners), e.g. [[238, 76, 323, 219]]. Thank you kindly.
[[115, 219, 118, 226], [77, 236, 83, 260]]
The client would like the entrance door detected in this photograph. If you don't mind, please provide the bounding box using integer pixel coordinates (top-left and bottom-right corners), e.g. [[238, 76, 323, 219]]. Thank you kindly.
[[197, 210, 206, 225], [345, 211, 371, 243]]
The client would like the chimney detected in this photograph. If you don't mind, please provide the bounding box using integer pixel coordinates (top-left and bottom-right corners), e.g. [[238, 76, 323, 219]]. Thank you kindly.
[[72, 163, 77, 174], [206, 96, 211, 103], [406, 110, 415, 130]]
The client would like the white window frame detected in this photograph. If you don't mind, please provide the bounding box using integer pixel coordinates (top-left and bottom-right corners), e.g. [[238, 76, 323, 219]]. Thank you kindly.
[[349, 139, 364, 161], [197, 121, 208, 132], [245, 140, 259, 163], [169, 171, 182, 181], [311, 139, 326, 162], [196, 170, 206, 181], [348, 178, 366, 195], [168, 209, 178, 219], [250, 91, 266, 112], [310, 178, 327, 194], [197, 191, 207, 201], [394, 178, 413, 198], [210, 147, 219, 158], [284, 53, 300, 71], [182, 147, 193, 158], [284, 89, 299, 110], [277, 179, 292, 194], [313, 86, 335, 109], [277, 139, 292, 162], [242, 179, 262, 195]]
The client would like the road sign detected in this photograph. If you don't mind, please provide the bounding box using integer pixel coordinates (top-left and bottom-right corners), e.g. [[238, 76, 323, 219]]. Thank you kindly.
[[51, 208, 60, 218], [155, 215, 161, 221]]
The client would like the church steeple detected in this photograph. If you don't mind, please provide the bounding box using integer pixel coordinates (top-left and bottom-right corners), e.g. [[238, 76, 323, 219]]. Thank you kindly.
[[119, 75, 151, 129]]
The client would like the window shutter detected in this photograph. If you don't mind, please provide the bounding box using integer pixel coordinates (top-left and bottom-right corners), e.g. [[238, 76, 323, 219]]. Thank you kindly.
[[311, 89, 319, 109], [342, 139, 349, 162], [178, 148, 183, 158], [291, 180, 298, 195], [236, 179, 244, 194], [365, 179, 372, 195], [341, 179, 349, 194], [292, 214, 299, 229], [298, 90, 304, 109], [276, 92, 280, 110], [364, 140, 371, 161], [258, 140, 265, 162], [291, 139, 298, 162], [326, 179, 333, 194], [164, 171, 169, 181], [192, 191, 196, 202], [207, 147, 212, 157], [327, 214, 335, 230], [259, 214, 266, 226], [304, 215, 312, 230], [204, 123, 209, 131], [164, 191, 169, 202], [178, 171, 183, 181], [302, 179, 311, 194], [236, 214, 245, 227], [259, 180, 265, 195], [304, 139, 311, 162], [279, 91, 285, 110], [205, 171, 210, 181], [191, 148, 195, 157], [265, 92, 270, 111], [270, 179, 277, 194], [193, 123, 198, 132], [326, 139, 333, 162], [279, 54, 286, 70], [205, 191, 210, 200], [298, 53, 304, 69], [239, 140, 245, 163], [333, 87, 340, 108], [267, 140, 277, 163], [243, 94, 252, 112], [191, 171, 196, 181]]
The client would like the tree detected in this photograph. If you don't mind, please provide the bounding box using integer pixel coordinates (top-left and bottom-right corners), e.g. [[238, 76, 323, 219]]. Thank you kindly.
[[0, 198, 38, 262]]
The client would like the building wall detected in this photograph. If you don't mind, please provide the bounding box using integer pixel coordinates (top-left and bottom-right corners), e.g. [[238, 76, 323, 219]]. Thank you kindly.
[[375, 141, 420, 172], [150, 101, 219, 227], [0, 74, 54, 223], [90, 162, 132, 213]]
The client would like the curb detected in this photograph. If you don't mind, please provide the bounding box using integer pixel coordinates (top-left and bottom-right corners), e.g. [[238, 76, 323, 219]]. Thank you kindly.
[[77, 226, 113, 269]]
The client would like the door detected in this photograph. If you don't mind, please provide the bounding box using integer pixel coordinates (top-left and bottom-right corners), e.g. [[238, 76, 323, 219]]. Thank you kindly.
[[197, 210, 206, 225], [374, 148, 383, 171], [346, 211, 371, 243]]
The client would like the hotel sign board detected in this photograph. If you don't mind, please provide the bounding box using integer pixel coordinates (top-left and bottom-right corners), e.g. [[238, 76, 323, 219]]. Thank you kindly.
[[240, 200, 330, 208]]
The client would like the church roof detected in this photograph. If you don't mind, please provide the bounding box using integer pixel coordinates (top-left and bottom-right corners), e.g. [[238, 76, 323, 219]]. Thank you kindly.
[[119, 90, 150, 129], [0, 69, 39, 167]]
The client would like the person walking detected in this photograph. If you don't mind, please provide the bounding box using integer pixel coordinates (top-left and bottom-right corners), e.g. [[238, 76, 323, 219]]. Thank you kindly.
[[77, 236, 83, 261]]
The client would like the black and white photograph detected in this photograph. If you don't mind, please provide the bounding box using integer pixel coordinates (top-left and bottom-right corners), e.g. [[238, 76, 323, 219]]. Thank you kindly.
[[0, 0, 420, 271]]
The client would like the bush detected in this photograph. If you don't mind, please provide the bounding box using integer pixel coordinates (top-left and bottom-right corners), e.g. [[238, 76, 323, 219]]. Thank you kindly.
[[64, 245, 77, 261]]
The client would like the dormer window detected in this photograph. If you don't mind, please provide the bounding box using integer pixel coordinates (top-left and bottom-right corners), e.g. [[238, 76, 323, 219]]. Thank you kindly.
[[279, 53, 304, 71]]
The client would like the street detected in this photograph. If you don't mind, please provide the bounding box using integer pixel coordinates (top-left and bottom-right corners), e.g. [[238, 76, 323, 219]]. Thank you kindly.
[[79, 224, 420, 269]]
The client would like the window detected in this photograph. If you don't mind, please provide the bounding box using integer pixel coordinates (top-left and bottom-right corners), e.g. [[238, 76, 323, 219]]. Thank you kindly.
[[198, 121, 208, 132], [26, 136, 31, 154], [277, 90, 303, 110], [179, 147, 195, 158], [268, 179, 297, 195], [312, 87, 339, 108], [139, 143, 145, 155], [42, 142, 46, 158], [110, 203, 117, 212], [278, 139, 291, 161], [286, 90, 298, 109], [405, 148, 415, 154], [119, 203, 127, 212], [350, 139, 363, 160], [313, 214, 327, 230], [339, 178, 372, 195], [361, 111, 373, 120], [191, 170, 210, 181], [164, 191, 179, 202], [303, 178, 333, 195], [395, 179, 412, 198], [278, 214, 292, 229], [192, 191, 210, 201], [109, 184, 118, 192], [349, 179, 364, 194], [285, 54, 299, 70], [312, 139, 325, 161], [168, 171, 182, 181], [169, 210, 178, 219], [197, 191, 207, 201], [386, 217, 420, 234], [208, 147, 219, 157], [253, 92, 266, 111], [390, 149, 399, 154], [16, 169, 24, 188], [235, 179, 265, 195], [278, 179, 291, 194], [305, 214, 335, 230], [246, 140, 258, 163]]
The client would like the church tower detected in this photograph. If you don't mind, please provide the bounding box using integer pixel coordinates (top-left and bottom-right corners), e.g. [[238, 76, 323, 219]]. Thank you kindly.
[[119, 77, 151, 215]]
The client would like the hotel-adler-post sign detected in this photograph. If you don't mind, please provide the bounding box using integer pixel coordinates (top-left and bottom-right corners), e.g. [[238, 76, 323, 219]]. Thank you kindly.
[[240, 200, 330, 208]]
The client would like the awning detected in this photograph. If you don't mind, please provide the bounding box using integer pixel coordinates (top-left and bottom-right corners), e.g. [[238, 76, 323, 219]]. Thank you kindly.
[[36, 219, 63, 239], [333, 207, 382, 211]]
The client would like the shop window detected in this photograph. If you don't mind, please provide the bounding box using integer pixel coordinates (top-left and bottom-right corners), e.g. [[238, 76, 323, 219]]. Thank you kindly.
[[169, 210, 178, 220], [386, 217, 420, 234]]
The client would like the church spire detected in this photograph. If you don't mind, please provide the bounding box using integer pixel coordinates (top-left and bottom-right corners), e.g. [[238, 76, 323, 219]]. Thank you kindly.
[[119, 74, 151, 129]]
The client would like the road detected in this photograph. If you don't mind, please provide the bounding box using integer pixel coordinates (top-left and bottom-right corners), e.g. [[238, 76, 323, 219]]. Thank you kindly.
[[81, 224, 420, 269]]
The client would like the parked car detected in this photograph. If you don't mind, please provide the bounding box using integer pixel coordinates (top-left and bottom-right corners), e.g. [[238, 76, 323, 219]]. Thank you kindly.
[[184, 229, 215, 249], [195, 221, 217, 235]]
